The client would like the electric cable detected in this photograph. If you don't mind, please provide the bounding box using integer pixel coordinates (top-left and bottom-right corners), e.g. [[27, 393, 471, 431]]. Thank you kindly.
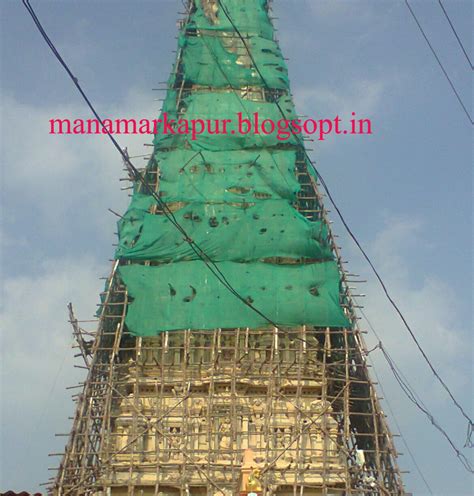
[[200, 0, 473, 477], [368, 360, 434, 494], [437, 0, 473, 70], [21, 0, 313, 350], [405, 0, 473, 124], [216, 0, 474, 432], [381, 342, 473, 472], [358, 303, 473, 473]]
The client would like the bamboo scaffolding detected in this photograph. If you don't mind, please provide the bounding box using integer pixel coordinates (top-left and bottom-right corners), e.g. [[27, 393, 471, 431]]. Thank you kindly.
[[50, 2, 404, 494]]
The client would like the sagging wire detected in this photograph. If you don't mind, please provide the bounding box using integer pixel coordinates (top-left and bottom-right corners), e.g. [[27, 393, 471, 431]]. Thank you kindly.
[[362, 336, 434, 494], [215, 0, 474, 441], [380, 341, 473, 473], [437, 0, 473, 70], [405, 0, 473, 124], [358, 302, 473, 474]]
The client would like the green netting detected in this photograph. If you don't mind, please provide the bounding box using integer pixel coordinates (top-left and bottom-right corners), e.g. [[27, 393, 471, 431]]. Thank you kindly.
[[189, 0, 274, 39], [179, 33, 289, 89], [116, 199, 332, 262], [156, 149, 299, 202], [153, 92, 298, 150], [119, 262, 350, 335], [111, 0, 350, 336]]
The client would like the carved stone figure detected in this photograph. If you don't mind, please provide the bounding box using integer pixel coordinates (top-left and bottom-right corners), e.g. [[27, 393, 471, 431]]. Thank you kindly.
[[218, 417, 232, 460]]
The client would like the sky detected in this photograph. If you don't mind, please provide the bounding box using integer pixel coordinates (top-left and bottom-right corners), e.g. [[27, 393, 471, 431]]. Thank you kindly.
[[0, 0, 472, 494]]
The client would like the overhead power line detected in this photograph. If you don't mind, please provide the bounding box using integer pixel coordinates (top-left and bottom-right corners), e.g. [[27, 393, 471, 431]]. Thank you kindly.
[[437, 0, 473, 70], [216, 0, 473, 437], [358, 304, 473, 474], [381, 342, 473, 473], [364, 347, 434, 493], [405, 0, 473, 125]]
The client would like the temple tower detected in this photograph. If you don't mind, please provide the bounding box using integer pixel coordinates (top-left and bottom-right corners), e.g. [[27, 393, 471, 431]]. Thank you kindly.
[[52, 1, 405, 495]]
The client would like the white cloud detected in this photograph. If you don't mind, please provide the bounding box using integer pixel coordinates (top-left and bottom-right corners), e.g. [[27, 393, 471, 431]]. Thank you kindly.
[[0, 86, 164, 489], [0, 255, 106, 490], [1, 256, 104, 405], [299, 0, 398, 36], [335, 216, 472, 491], [304, 0, 375, 22], [294, 79, 385, 119], [290, 79, 385, 149], [359, 216, 468, 374], [1, 89, 157, 239], [342, 216, 471, 478]]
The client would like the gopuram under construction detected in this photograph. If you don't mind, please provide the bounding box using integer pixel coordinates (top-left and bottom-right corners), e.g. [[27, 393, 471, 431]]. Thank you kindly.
[[51, 1, 406, 495]]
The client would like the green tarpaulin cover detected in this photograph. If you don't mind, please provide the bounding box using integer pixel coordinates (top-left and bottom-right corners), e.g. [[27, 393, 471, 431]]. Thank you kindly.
[[119, 262, 348, 335], [114, 0, 350, 335]]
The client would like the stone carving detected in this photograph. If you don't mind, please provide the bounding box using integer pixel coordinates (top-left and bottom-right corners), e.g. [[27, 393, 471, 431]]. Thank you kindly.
[[105, 333, 348, 489], [218, 417, 232, 460]]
